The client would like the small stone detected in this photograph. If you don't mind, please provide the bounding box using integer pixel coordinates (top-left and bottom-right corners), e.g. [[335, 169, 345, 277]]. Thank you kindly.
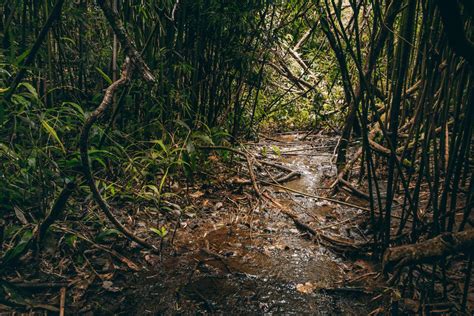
[[102, 281, 121, 292]]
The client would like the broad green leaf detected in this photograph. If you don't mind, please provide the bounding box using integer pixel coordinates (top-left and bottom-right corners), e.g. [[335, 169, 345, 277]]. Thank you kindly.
[[271, 145, 281, 156], [150, 227, 167, 238]]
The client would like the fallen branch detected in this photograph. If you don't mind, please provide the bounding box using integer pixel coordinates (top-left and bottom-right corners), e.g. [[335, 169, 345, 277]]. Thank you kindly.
[[262, 192, 361, 254], [332, 148, 363, 188], [383, 229, 474, 273], [11, 282, 69, 289], [236, 159, 302, 185], [338, 178, 370, 200], [59, 287, 66, 316]]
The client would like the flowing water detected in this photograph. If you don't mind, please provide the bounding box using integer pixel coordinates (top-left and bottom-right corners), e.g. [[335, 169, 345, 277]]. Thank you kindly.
[[107, 133, 373, 314]]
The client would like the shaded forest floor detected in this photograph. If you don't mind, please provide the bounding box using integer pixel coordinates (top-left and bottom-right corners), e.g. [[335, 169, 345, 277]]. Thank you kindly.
[[0, 133, 377, 314], [1, 132, 471, 314], [110, 132, 379, 314]]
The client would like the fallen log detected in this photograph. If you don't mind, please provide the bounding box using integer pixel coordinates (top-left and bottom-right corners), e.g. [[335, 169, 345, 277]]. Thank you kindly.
[[383, 229, 474, 272]]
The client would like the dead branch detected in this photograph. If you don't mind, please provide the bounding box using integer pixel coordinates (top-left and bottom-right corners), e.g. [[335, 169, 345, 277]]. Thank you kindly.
[[262, 192, 361, 254], [383, 229, 474, 273], [262, 181, 370, 211]]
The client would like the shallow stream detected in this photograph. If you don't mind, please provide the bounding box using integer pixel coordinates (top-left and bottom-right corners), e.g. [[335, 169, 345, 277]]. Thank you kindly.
[[111, 133, 373, 314]]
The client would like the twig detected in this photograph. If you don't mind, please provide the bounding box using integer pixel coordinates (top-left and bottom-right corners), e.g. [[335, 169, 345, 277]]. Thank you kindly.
[[11, 282, 69, 289], [59, 287, 66, 316], [245, 153, 262, 198], [198, 146, 263, 198]]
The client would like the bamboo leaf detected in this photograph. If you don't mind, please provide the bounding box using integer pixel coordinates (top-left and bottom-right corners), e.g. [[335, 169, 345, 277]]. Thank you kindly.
[[96, 67, 113, 84], [41, 120, 66, 153]]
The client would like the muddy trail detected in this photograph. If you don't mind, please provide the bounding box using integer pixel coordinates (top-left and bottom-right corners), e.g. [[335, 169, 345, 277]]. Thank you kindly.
[[99, 133, 378, 314]]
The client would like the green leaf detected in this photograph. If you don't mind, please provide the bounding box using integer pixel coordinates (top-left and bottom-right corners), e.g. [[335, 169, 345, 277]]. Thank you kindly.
[[150, 139, 169, 155], [18, 82, 38, 99], [1, 230, 33, 265], [63, 101, 85, 118], [65, 234, 77, 248], [41, 120, 66, 153], [15, 49, 31, 65], [95, 229, 121, 242], [271, 145, 281, 156], [192, 132, 214, 145], [150, 227, 161, 236], [96, 67, 113, 84], [150, 227, 167, 238]]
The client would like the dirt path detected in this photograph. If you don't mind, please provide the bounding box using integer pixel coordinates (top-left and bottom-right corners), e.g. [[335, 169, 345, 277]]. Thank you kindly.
[[101, 133, 375, 314]]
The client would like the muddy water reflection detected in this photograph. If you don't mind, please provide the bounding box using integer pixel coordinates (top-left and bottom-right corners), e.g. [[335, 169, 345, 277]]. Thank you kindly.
[[128, 133, 370, 314]]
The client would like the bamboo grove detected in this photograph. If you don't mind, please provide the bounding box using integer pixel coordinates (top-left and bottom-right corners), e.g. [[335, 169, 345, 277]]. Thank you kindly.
[[0, 0, 473, 313]]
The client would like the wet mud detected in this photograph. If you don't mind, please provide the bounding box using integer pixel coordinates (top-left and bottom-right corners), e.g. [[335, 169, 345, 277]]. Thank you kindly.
[[109, 133, 374, 314]]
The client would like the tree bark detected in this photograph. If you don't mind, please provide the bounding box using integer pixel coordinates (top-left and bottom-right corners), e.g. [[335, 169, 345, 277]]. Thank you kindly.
[[383, 229, 474, 272]]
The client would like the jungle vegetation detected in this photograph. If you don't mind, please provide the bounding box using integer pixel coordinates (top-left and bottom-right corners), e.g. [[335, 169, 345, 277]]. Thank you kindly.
[[0, 0, 473, 313]]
